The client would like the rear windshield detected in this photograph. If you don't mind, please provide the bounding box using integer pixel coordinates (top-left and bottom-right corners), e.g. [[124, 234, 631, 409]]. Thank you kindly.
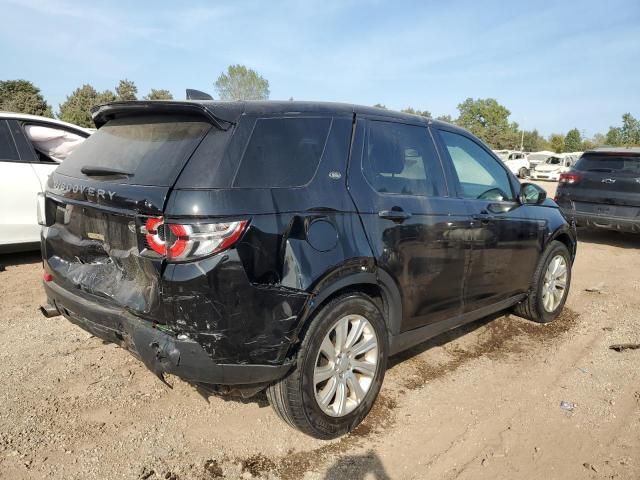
[[233, 117, 331, 188], [57, 115, 211, 186], [574, 154, 640, 175]]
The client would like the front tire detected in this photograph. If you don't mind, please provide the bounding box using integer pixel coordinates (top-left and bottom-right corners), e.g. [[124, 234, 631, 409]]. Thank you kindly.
[[267, 293, 388, 439], [514, 240, 572, 323], [518, 167, 529, 179]]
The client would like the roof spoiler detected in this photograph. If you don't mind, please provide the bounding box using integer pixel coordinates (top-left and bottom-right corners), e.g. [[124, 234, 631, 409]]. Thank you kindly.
[[91, 101, 233, 131], [186, 89, 213, 100]]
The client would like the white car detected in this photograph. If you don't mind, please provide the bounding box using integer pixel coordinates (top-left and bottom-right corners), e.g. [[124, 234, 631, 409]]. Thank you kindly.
[[504, 151, 530, 178], [492, 150, 531, 178], [0, 112, 91, 252], [530, 154, 578, 182]]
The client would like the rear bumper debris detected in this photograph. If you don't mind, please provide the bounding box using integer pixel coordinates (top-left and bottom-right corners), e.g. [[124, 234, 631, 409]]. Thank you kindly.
[[42, 280, 294, 386]]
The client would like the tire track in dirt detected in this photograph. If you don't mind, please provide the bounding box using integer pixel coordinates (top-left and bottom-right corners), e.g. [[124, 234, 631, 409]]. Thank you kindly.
[[395, 308, 579, 390]]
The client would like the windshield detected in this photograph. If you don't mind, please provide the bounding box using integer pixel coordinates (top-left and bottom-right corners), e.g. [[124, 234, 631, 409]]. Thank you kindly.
[[546, 157, 562, 165], [574, 154, 640, 175]]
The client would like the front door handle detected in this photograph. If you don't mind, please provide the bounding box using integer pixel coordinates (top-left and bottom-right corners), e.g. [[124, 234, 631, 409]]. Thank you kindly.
[[472, 212, 493, 224], [378, 209, 412, 223]]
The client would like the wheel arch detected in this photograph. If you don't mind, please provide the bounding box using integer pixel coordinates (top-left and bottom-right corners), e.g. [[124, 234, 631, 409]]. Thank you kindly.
[[547, 227, 577, 262], [288, 268, 403, 358]]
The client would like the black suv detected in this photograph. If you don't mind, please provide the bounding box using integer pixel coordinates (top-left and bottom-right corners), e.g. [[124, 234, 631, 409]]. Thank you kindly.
[[40, 101, 576, 438], [556, 147, 640, 232]]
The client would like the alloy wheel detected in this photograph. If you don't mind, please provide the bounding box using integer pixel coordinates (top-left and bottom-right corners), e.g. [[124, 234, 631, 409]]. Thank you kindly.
[[542, 254, 568, 312], [313, 314, 379, 417]]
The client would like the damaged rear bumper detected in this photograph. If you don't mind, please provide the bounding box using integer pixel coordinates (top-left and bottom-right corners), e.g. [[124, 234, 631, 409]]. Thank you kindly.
[[43, 281, 294, 386]]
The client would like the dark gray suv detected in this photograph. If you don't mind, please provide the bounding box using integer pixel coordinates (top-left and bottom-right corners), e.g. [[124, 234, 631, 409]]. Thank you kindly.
[[556, 147, 640, 232]]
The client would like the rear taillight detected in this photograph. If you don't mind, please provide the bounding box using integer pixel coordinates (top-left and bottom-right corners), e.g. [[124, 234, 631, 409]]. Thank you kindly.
[[559, 172, 582, 185], [142, 217, 248, 261]]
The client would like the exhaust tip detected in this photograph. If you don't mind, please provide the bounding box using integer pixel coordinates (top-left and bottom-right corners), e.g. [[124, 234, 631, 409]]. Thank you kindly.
[[40, 303, 60, 318]]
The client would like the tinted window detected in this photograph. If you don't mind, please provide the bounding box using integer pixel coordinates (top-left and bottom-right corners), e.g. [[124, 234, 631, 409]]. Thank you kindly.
[[0, 120, 20, 161], [575, 154, 640, 175], [439, 130, 514, 201], [57, 115, 211, 186], [363, 121, 443, 196], [233, 117, 331, 188]]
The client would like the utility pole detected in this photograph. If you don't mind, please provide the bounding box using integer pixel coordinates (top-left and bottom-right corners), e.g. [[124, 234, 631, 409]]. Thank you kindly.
[[520, 130, 524, 151]]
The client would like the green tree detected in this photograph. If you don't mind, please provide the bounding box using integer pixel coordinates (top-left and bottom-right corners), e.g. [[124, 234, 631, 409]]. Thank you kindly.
[[58, 84, 116, 128], [401, 107, 431, 118], [0, 80, 53, 117], [115, 79, 138, 101], [455, 97, 519, 148], [605, 126, 623, 146], [620, 113, 640, 145], [521, 129, 549, 152], [584, 133, 606, 150], [435, 114, 454, 123], [549, 133, 565, 153], [214, 65, 269, 101], [144, 89, 174, 100], [564, 128, 582, 152]]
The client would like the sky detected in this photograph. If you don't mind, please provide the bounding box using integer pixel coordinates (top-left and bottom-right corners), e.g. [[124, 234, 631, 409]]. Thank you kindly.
[[1, 0, 639, 137]]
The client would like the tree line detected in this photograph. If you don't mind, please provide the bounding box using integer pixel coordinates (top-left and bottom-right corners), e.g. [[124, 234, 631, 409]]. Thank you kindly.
[[0, 65, 269, 128], [1, 65, 637, 152], [375, 100, 639, 153]]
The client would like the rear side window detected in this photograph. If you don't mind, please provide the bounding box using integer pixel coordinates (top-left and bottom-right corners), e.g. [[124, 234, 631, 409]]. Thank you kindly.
[[233, 117, 331, 188], [0, 120, 20, 161], [575, 154, 640, 175], [57, 115, 211, 186], [363, 121, 444, 196]]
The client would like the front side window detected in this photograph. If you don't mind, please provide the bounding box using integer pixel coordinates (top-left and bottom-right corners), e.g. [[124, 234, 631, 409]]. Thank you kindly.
[[363, 121, 443, 196], [233, 117, 331, 188], [439, 130, 514, 201], [0, 120, 20, 161]]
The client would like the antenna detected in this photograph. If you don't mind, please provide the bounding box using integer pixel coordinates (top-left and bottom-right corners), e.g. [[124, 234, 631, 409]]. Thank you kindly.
[[186, 89, 213, 100]]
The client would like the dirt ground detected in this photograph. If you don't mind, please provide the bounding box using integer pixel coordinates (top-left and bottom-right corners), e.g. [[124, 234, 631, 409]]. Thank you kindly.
[[1, 182, 639, 480]]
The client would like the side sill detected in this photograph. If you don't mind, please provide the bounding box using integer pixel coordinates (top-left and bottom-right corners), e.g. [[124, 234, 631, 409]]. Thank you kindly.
[[389, 294, 526, 356]]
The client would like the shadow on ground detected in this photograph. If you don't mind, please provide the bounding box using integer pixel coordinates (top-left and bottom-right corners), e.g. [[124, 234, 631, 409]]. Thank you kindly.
[[324, 450, 391, 480], [0, 249, 41, 268]]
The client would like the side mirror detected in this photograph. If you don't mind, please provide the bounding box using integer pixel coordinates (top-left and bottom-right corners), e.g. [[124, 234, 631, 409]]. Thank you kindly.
[[519, 183, 546, 205]]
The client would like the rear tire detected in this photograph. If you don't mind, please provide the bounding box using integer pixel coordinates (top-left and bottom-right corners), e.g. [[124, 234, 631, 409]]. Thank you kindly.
[[513, 240, 572, 323], [518, 167, 529, 179], [267, 293, 388, 439]]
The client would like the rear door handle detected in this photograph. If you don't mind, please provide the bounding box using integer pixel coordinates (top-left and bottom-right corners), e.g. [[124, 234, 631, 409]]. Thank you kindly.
[[378, 209, 412, 223]]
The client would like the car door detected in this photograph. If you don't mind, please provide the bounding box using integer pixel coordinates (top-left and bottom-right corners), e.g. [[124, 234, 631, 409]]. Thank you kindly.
[[347, 117, 470, 332], [0, 119, 43, 246], [434, 127, 540, 312]]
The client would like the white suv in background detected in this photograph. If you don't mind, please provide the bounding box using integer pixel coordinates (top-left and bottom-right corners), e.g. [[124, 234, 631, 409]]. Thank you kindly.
[[0, 112, 90, 252]]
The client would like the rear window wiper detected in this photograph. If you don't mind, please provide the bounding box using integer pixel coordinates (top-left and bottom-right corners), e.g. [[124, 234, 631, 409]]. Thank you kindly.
[[81, 166, 133, 177]]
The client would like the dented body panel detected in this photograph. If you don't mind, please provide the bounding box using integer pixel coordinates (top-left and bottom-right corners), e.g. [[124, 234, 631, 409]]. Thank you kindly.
[[41, 100, 577, 392], [41, 102, 378, 385]]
